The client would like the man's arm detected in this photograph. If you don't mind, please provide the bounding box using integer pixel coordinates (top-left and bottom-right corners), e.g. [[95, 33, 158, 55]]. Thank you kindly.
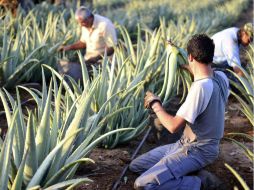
[[222, 38, 244, 76], [60, 40, 86, 51], [151, 102, 186, 133], [144, 92, 186, 133]]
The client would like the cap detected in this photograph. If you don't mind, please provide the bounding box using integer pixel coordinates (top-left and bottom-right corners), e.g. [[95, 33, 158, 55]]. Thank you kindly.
[[75, 6, 92, 21], [243, 23, 253, 38]]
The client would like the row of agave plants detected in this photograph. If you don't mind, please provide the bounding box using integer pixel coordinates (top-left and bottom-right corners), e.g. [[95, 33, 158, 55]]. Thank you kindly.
[[0, 0, 250, 88], [103, 0, 249, 33], [0, 5, 79, 88]]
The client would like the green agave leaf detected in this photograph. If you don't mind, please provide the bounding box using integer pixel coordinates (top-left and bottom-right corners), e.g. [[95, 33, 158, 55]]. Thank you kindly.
[[35, 80, 52, 165], [24, 111, 38, 184], [11, 150, 28, 190], [224, 137, 253, 161], [0, 109, 18, 190], [0, 88, 13, 126], [17, 86, 42, 107], [45, 79, 99, 182], [43, 178, 92, 190], [44, 158, 94, 187], [27, 128, 84, 187], [5, 43, 46, 88], [225, 163, 250, 190], [226, 133, 253, 141], [43, 64, 76, 102]]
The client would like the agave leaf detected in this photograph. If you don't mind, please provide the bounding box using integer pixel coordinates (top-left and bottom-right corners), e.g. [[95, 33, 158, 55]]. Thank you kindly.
[[77, 51, 90, 88], [43, 178, 92, 190], [27, 128, 84, 187], [50, 76, 63, 150], [11, 150, 28, 190], [224, 137, 253, 161], [75, 128, 134, 161], [65, 75, 82, 95], [0, 109, 18, 190], [225, 163, 250, 190], [17, 86, 42, 108], [11, 89, 26, 168], [226, 133, 253, 141], [5, 43, 46, 87], [43, 64, 76, 102], [2, 88, 16, 109], [63, 128, 134, 180], [24, 111, 38, 184], [45, 79, 99, 181], [35, 80, 52, 165], [44, 158, 94, 187], [0, 88, 14, 128]]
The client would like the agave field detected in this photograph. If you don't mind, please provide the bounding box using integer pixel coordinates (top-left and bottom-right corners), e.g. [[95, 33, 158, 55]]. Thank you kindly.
[[0, 0, 253, 189]]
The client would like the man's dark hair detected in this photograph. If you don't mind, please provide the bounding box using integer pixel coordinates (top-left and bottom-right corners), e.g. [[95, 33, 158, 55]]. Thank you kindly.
[[187, 34, 215, 64]]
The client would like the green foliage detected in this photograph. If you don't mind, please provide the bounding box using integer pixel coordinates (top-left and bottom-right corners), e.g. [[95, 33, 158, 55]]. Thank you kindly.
[[0, 68, 133, 189]]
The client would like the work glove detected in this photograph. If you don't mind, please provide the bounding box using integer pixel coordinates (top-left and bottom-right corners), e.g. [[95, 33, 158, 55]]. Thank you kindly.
[[144, 91, 162, 110]]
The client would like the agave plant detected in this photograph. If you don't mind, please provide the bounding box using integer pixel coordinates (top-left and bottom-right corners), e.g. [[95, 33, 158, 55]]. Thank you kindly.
[[227, 45, 254, 126], [0, 4, 78, 88], [0, 66, 133, 189]]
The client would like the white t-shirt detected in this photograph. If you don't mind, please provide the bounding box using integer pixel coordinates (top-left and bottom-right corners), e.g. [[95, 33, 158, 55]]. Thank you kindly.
[[212, 27, 241, 67], [176, 71, 229, 124], [80, 14, 117, 60]]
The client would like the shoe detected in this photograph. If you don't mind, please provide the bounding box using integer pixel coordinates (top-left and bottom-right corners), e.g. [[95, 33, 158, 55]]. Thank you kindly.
[[196, 170, 225, 190]]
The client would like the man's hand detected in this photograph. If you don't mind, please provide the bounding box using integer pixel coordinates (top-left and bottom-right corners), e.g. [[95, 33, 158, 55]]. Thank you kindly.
[[144, 91, 162, 109], [57, 41, 86, 52]]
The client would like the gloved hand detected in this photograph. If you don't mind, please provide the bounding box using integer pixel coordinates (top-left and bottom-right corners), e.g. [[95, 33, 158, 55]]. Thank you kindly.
[[144, 91, 162, 109]]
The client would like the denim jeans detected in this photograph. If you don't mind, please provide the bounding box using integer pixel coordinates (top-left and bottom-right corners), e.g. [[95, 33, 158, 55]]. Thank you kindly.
[[129, 139, 218, 190]]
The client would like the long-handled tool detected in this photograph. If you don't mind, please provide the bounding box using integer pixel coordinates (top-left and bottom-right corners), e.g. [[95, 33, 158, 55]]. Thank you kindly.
[[112, 125, 152, 190]]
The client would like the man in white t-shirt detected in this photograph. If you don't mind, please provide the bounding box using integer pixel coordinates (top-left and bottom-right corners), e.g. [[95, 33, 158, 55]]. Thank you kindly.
[[60, 6, 117, 64], [129, 34, 229, 190], [211, 23, 253, 77]]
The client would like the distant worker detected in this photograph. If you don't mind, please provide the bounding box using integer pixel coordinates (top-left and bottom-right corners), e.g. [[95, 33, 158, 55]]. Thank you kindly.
[[58, 6, 117, 80], [60, 6, 117, 64], [211, 23, 253, 78]]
